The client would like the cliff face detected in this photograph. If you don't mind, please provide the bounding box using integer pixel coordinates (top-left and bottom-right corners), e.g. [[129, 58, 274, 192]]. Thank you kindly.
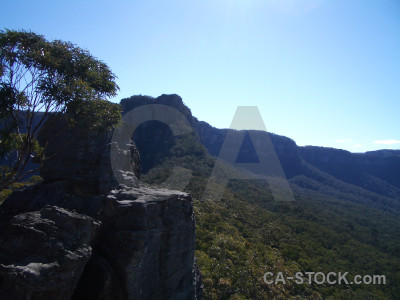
[[121, 94, 303, 178], [120, 94, 400, 201], [193, 122, 303, 178], [0, 120, 201, 300], [299, 146, 400, 198]]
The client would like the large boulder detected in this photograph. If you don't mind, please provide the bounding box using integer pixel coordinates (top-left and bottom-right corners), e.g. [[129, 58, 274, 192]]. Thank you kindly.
[[0, 205, 99, 300]]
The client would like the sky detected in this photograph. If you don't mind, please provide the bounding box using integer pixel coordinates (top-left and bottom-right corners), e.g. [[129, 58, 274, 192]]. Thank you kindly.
[[1, 0, 399, 153]]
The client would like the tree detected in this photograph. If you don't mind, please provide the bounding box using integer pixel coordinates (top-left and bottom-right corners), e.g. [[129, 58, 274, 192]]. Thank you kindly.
[[0, 29, 121, 190]]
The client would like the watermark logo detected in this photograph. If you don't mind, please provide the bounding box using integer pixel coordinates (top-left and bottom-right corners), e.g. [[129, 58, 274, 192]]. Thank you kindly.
[[201, 106, 295, 202], [111, 104, 294, 201], [263, 272, 387, 285]]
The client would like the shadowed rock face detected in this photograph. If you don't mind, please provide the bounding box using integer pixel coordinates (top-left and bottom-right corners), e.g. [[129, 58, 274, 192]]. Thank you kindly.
[[75, 187, 196, 300], [0, 120, 201, 300], [37, 116, 142, 195], [0, 205, 99, 300]]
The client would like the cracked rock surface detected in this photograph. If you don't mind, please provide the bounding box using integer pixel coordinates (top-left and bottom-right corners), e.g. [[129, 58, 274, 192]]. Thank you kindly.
[[0, 122, 201, 299]]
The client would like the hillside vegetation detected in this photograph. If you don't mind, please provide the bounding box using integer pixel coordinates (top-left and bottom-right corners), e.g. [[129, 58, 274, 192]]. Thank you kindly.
[[127, 95, 400, 300]]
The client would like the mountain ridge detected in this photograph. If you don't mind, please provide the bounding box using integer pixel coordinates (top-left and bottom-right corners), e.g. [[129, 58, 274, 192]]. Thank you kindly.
[[121, 94, 400, 203]]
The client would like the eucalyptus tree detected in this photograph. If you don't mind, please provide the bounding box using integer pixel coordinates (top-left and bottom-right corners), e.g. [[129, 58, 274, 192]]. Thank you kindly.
[[0, 29, 121, 189]]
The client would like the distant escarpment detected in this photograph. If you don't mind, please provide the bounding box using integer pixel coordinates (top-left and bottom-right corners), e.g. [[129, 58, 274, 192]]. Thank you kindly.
[[121, 94, 303, 178], [0, 117, 201, 299], [121, 94, 400, 206], [299, 146, 400, 198]]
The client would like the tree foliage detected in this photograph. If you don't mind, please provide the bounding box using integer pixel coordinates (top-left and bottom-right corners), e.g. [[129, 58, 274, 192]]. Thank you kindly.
[[0, 29, 121, 190], [138, 122, 400, 300]]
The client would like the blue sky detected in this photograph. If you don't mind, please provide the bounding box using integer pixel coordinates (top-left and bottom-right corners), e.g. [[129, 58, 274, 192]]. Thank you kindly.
[[1, 0, 399, 152]]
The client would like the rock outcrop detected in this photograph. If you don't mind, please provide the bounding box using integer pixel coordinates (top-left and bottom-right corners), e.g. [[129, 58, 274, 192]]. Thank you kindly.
[[0, 119, 201, 299], [0, 205, 99, 300]]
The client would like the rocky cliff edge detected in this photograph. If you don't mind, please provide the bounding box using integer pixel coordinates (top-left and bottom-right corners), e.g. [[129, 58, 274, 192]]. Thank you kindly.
[[0, 118, 201, 300]]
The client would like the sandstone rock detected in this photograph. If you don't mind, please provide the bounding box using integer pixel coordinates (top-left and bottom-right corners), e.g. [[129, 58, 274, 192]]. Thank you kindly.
[[38, 116, 141, 195], [73, 186, 197, 299], [0, 205, 99, 300], [0, 117, 200, 299]]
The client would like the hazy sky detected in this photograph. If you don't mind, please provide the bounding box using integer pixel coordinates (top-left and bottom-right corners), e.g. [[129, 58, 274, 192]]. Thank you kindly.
[[1, 0, 399, 152]]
